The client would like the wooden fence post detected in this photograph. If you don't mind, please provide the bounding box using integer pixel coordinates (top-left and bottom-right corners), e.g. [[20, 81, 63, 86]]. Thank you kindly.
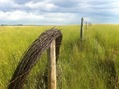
[[47, 39, 56, 89], [85, 21, 87, 30], [80, 17, 84, 41]]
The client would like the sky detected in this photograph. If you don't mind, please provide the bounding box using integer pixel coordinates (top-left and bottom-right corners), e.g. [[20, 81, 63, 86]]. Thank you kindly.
[[0, 0, 119, 25]]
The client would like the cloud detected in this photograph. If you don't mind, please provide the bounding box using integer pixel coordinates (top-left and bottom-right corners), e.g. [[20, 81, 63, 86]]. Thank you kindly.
[[25, 1, 57, 11], [0, 0, 12, 3], [0, 10, 44, 21], [0, 0, 119, 24], [108, 1, 119, 16], [0, 0, 24, 11], [0, 10, 82, 25]]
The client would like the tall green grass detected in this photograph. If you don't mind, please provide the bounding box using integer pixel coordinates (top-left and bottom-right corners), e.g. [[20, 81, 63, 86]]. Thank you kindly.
[[0, 25, 119, 89]]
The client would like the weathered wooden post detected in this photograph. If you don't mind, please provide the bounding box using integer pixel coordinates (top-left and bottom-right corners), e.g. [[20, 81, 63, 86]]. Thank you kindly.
[[80, 17, 84, 41], [47, 39, 57, 89], [85, 21, 87, 30]]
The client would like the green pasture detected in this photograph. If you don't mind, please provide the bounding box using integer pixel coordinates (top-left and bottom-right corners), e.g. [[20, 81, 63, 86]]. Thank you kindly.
[[0, 25, 119, 89]]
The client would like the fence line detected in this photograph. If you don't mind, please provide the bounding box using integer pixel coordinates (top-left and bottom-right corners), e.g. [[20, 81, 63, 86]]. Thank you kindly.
[[8, 28, 62, 89]]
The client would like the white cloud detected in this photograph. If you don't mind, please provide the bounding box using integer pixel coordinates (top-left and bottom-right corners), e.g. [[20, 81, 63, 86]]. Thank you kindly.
[[109, 1, 119, 15], [0, 0, 12, 3], [0, 10, 81, 24], [0, 0, 15, 5], [0, 0, 23, 9], [0, 10, 44, 21], [109, 8, 119, 16], [25, 1, 58, 11]]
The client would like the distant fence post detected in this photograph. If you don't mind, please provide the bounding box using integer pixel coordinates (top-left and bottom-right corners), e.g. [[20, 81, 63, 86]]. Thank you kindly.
[[47, 39, 56, 89], [80, 17, 84, 41], [85, 21, 87, 30]]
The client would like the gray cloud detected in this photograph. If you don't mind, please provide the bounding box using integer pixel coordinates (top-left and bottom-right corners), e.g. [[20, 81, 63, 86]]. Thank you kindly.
[[0, 0, 119, 24]]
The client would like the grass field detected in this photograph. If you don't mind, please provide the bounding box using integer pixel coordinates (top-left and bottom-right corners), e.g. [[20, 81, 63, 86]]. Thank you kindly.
[[0, 25, 119, 89]]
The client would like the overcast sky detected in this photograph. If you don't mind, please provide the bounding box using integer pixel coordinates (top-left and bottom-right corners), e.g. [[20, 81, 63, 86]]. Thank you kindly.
[[0, 0, 119, 25]]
